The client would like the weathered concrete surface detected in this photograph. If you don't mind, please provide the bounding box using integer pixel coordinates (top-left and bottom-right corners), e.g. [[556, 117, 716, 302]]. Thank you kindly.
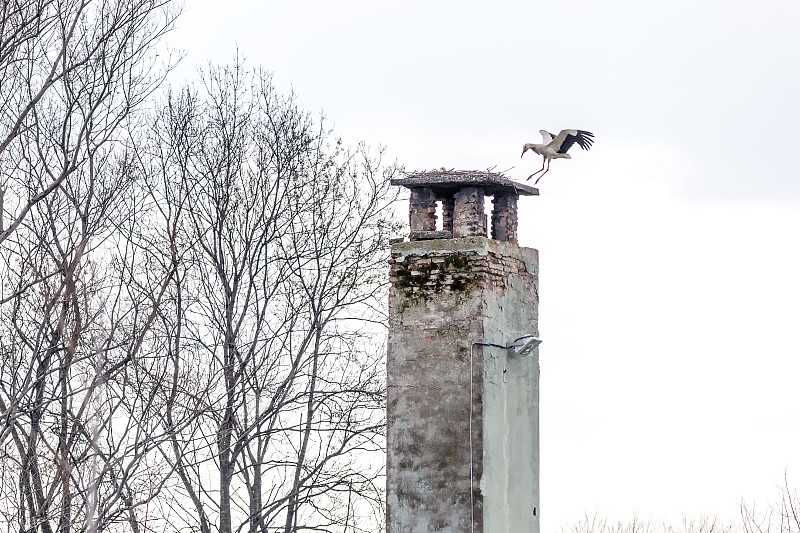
[[410, 230, 453, 241], [480, 250, 540, 533], [387, 237, 539, 533]]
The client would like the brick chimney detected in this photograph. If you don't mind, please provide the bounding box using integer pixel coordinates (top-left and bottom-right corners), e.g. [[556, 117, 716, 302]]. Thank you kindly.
[[387, 171, 540, 532]]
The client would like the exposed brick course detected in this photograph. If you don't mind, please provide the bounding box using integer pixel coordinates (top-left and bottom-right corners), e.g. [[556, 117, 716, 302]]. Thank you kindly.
[[409, 187, 437, 232]]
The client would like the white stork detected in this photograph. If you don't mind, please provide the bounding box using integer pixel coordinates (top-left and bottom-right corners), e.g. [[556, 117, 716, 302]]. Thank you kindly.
[[521, 129, 594, 184]]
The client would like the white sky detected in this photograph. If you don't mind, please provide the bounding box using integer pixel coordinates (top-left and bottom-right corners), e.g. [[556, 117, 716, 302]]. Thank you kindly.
[[168, 1, 800, 530]]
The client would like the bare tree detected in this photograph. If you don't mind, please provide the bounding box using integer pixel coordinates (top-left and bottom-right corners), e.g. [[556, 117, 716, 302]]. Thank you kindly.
[[741, 475, 800, 533], [133, 62, 399, 533], [0, 0, 179, 246], [1, 6, 401, 528], [0, 1, 181, 532], [0, 133, 182, 533], [563, 476, 800, 533], [566, 513, 735, 533]]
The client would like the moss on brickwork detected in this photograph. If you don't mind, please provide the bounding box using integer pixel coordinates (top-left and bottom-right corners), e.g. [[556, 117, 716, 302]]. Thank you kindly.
[[443, 254, 469, 270], [450, 277, 468, 292], [391, 252, 476, 304]]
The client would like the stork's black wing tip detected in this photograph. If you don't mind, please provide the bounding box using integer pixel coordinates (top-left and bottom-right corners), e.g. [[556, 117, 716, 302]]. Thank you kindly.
[[577, 130, 595, 150]]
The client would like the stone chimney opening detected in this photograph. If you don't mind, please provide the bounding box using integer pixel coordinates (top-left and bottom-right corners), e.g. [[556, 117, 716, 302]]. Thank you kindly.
[[391, 170, 538, 242], [484, 195, 494, 240]]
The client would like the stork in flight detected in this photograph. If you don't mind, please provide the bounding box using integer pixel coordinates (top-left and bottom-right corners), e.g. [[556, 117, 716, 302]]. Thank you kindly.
[[521, 129, 594, 184]]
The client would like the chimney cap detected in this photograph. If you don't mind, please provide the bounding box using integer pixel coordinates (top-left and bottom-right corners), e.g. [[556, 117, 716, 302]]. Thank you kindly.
[[391, 170, 539, 196]]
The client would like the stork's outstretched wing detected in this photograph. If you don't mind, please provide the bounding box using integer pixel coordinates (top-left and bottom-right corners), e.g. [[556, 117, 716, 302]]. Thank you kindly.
[[539, 130, 556, 144], [550, 129, 594, 154]]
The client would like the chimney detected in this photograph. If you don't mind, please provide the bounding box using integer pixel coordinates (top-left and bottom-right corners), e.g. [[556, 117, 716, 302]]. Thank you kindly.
[[387, 170, 540, 532]]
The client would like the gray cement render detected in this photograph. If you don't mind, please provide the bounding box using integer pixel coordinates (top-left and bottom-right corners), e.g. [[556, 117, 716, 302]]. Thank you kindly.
[[387, 237, 539, 533]]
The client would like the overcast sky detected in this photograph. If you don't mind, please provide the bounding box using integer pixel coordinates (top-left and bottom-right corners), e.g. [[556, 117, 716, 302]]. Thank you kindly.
[[169, 1, 800, 530]]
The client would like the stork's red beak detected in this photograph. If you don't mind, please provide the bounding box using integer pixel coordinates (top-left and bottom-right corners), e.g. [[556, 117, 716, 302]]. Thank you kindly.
[[520, 148, 526, 158]]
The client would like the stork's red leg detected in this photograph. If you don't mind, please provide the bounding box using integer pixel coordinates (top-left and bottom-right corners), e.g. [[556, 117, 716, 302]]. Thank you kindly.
[[534, 160, 551, 185], [526, 158, 547, 181]]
